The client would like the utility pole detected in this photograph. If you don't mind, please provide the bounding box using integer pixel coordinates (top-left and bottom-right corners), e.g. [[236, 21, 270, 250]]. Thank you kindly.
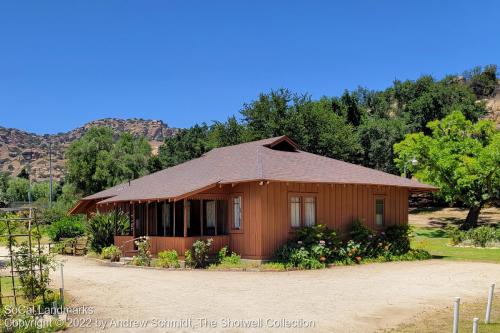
[[49, 142, 53, 208]]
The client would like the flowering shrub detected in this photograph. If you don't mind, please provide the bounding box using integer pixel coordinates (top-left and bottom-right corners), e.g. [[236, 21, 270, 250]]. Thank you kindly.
[[275, 221, 429, 269], [275, 224, 339, 269], [131, 236, 152, 266], [185, 238, 213, 268]]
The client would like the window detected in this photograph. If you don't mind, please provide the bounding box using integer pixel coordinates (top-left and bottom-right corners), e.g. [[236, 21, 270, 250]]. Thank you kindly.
[[206, 200, 216, 228], [375, 198, 384, 226], [290, 196, 301, 228], [289, 194, 316, 228], [304, 197, 316, 226], [232, 196, 242, 229]]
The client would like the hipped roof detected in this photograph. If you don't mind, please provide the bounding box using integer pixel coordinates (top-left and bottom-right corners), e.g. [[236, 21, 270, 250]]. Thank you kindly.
[[73, 136, 436, 211]]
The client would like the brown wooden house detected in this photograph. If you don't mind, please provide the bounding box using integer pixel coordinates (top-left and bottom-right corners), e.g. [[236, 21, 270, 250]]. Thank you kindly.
[[70, 136, 436, 260]]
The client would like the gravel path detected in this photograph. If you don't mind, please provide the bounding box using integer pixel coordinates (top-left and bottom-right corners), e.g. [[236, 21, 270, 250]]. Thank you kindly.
[[51, 257, 500, 333]]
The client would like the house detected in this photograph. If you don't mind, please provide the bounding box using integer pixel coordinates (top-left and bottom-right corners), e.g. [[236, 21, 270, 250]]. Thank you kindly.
[[70, 136, 436, 260]]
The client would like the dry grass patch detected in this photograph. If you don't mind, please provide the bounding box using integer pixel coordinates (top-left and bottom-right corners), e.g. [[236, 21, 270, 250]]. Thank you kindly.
[[384, 294, 500, 333]]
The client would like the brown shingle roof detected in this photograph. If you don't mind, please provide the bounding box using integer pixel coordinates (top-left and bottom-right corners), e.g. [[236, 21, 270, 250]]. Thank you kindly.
[[82, 136, 436, 205]]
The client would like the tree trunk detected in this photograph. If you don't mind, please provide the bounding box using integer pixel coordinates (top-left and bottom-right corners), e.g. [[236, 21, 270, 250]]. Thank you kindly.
[[462, 205, 482, 230]]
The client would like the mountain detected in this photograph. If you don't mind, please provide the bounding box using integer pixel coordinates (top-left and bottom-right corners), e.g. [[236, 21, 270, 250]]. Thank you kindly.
[[0, 118, 178, 182]]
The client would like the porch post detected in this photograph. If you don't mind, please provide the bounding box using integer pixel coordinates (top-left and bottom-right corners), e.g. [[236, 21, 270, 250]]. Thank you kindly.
[[183, 199, 188, 237], [214, 201, 218, 236], [132, 203, 136, 239], [173, 201, 176, 237], [200, 200, 203, 236], [146, 202, 149, 236]]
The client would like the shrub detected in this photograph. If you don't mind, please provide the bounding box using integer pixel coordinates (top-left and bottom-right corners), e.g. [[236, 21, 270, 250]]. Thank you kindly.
[[87, 211, 130, 253], [186, 238, 213, 268], [47, 216, 86, 241], [348, 219, 390, 258], [385, 224, 412, 255], [468, 226, 499, 247], [155, 250, 180, 268], [209, 250, 245, 269], [217, 246, 228, 263], [131, 236, 152, 266], [446, 225, 466, 245], [446, 225, 499, 247], [275, 225, 337, 269], [12, 242, 56, 301], [101, 245, 121, 262]]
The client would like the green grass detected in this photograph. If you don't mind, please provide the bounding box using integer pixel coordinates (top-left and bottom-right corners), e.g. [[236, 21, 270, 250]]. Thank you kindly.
[[0, 276, 23, 305], [412, 228, 500, 263]]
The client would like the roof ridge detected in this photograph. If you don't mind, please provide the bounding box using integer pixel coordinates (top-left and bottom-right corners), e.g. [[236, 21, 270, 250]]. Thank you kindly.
[[256, 145, 264, 179]]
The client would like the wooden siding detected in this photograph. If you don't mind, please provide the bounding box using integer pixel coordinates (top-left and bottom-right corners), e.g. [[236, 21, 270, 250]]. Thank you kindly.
[[259, 182, 409, 259], [111, 181, 409, 260]]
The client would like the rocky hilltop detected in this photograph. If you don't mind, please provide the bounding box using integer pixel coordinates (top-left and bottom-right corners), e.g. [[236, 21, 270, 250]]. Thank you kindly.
[[0, 118, 178, 182]]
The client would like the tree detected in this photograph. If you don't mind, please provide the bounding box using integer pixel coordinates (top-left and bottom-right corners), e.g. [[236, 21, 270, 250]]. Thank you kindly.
[[464, 65, 497, 98], [66, 127, 152, 195], [157, 124, 212, 168], [209, 116, 248, 147], [394, 111, 499, 229], [94, 133, 151, 188], [6, 177, 30, 202], [0, 172, 9, 206], [358, 117, 407, 174], [66, 127, 114, 195]]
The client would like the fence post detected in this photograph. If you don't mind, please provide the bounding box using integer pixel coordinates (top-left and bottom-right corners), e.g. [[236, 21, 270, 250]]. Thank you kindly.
[[59, 263, 65, 308], [453, 297, 460, 333], [485, 283, 495, 324], [472, 317, 479, 333]]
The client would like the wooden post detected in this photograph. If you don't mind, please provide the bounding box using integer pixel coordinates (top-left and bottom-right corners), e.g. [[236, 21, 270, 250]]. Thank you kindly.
[[146, 202, 149, 236], [173, 201, 176, 237], [200, 200, 204, 237], [132, 203, 136, 238], [183, 199, 188, 237], [214, 201, 218, 236]]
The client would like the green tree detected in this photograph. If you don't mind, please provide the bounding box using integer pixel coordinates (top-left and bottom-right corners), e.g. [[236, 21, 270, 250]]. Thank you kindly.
[[157, 124, 213, 168], [66, 127, 152, 195], [66, 127, 114, 195], [6, 177, 30, 202], [394, 75, 486, 133], [94, 133, 151, 187], [209, 116, 248, 147], [464, 65, 497, 98], [394, 111, 499, 229], [0, 172, 9, 206], [358, 117, 407, 173]]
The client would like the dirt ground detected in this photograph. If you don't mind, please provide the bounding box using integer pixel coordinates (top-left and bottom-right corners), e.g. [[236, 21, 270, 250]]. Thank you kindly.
[[51, 257, 500, 333], [409, 206, 500, 228]]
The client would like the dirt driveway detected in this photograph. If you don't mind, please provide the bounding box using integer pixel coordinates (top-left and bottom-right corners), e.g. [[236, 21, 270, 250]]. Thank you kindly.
[[51, 257, 500, 333]]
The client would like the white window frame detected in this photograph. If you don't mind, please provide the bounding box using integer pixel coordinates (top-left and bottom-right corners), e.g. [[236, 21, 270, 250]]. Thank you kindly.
[[231, 194, 243, 232], [288, 192, 317, 229], [375, 197, 385, 227]]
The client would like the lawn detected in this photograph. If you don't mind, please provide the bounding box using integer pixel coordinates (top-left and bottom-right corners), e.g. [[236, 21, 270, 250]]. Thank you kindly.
[[0, 276, 23, 305], [412, 228, 500, 263]]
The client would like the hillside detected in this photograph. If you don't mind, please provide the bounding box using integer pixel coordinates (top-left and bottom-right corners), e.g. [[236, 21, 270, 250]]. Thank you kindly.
[[0, 118, 178, 182]]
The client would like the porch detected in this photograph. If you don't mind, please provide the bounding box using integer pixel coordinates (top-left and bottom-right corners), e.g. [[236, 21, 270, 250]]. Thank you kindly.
[[113, 194, 235, 256]]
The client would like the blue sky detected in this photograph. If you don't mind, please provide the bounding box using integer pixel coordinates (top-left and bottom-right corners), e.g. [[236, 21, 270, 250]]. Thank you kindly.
[[1, 1, 499, 134]]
